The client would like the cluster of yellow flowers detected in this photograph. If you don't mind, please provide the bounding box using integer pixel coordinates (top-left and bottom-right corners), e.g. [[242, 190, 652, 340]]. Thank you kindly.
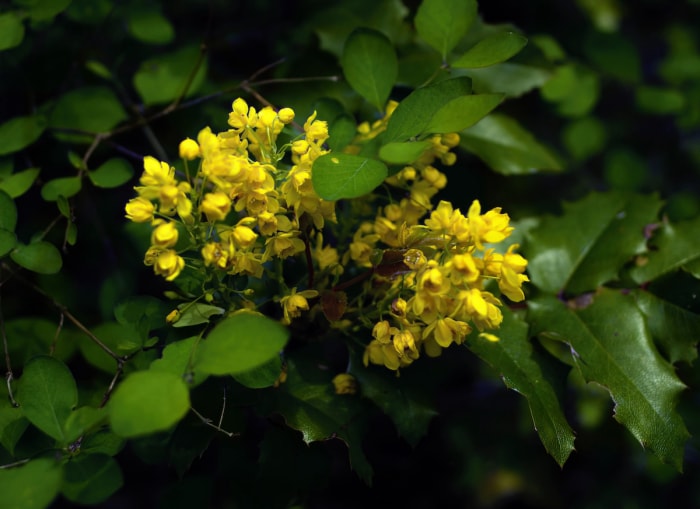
[[124, 97, 528, 372]]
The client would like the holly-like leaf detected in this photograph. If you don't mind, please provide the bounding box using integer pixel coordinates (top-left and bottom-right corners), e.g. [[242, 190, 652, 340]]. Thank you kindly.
[[452, 32, 528, 68], [467, 308, 575, 467], [630, 215, 700, 284], [529, 290, 690, 470], [16, 356, 78, 444], [312, 153, 388, 200], [526, 192, 663, 294], [341, 28, 398, 111], [415, 0, 477, 60], [460, 113, 562, 174]]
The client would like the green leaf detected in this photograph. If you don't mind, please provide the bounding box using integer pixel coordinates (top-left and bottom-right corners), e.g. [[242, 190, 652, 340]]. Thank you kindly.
[[562, 116, 608, 161], [424, 93, 504, 133], [636, 86, 685, 115], [18, 0, 71, 21], [127, 6, 175, 45], [415, 0, 477, 60], [467, 308, 575, 466], [312, 153, 388, 200], [114, 295, 167, 338], [85, 60, 113, 80], [452, 32, 528, 68], [630, 216, 700, 284], [529, 291, 690, 470], [11, 241, 63, 274], [40, 176, 82, 201], [3, 318, 78, 365], [341, 28, 398, 111], [172, 302, 225, 328], [150, 337, 208, 388], [88, 158, 134, 188], [465, 63, 552, 97], [542, 66, 600, 117], [0, 190, 17, 231], [0, 12, 25, 51], [526, 192, 663, 294], [63, 406, 108, 443], [582, 31, 641, 84], [194, 312, 289, 375], [16, 356, 77, 444], [632, 289, 700, 365], [379, 140, 432, 164], [384, 77, 472, 142], [0, 168, 40, 198], [460, 113, 562, 174], [0, 115, 46, 156], [327, 114, 358, 152], [232, 355, 283, 389], [0, 229, 17, 257], [79, 321, 142, 373], [0, 402, 28, 456], [61, 454, 123, 505], [109, 370, 190, 438], [134, 45, 207, 106], [0, 458, 63, 509], [49, 86, 128, 133]]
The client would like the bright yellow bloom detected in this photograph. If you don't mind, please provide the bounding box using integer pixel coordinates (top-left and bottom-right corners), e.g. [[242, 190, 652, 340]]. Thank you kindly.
[[231, 225, 258, 248], [179, 138, 200, 160], [423, 317, 471, 348], [200, 192, 231, 222], [277, 107, 295, 124], [151, 221, 179, 248], [140, 156, 175, 188], [280, 288, 319, 324], [332, 373, 357, 395], [153, 249, 185, 281], [125, 197, 155, 222]]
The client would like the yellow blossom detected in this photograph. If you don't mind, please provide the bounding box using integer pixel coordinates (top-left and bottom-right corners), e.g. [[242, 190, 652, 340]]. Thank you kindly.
[[151, 221, 179, 248], [179, 138, 200, 160], [125, 197, 155, 223], [200, 192, 231, 222], [332, 373, 357, 395], [153, 249, 185, 281], [280, 288, 319, 324], [278, 107, 295, 124]]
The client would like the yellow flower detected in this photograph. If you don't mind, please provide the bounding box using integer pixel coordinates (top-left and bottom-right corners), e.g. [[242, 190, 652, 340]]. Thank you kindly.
[[151, 221, 179, 248], [200, 192, 231, 222], [279, 288, 319, 324], [423, 317, 471, 348], [125, 197, 154, 223], [166, 309, 181, 324], [153, 249, 185, 281], [332, 373, 357, 395], [392, 329, 419, 358], [140, 156, 175, 188], [179, 138, 200, 160], [231, 225, 258, 248], [278, 107, 295, 124]]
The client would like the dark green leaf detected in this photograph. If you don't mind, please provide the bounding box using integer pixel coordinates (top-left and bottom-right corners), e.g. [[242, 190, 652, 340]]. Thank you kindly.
[[424, 93, 504, 133], [0, 228, 17, 257], [40, 176, 82, 201], [172, 302, 225, 327], [526, 192, 662, 294], [134, 45, 207, 106], [460, 113, 562, 174], [0, 190, 17, 231], [465, 63, 551, 97], [630, 216, 700, 284], [636, 86, 685, 115], [232, 355, 283, 389], [328, 114, 359, 152], [63, 407, 107, 444], [384, 77, 472, 142], [468, 308, 575, 466], [632, 289, 700, 365], [312, 153, 388, 200], [56, 195, 70, 218], [20, 0, 71, 21], [562, 116, 607, 161], [0, 167, 40, 198], [0, 13, 25, 51], [341, 28, 398, 111], [62, 454, 123, 505], [529, 291, 690, 470], [11, 241, 63, 274], [415, 0, 477, 60], [0, 458, 63, 509], [4, 318, 78, 365], [379, 140, 432, 164], [88, 158, 134, 188], [583, 31, 641, 84], [150, 337, 208, 388], [542, 66, 600, 117], [16, 356, 77, 444], [49, 87, 128, 133], [0, 115, 46, 156], [0, 402, 28, 456], [84, 60, 113, 80], [114, 295, 167, 336], [109, 371, 190, 438], [78, 321, 142, 374], [452, 32, 528, 68], [194, 312, 289, 375], [127, 6, 175, 45]]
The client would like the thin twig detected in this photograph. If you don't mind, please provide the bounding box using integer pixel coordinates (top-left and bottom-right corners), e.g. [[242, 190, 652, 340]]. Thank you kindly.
[[0, 269, 17, 407], [0, 458, 30, 470], [191, 407, 238, 438], [49, 312, 64, 356]]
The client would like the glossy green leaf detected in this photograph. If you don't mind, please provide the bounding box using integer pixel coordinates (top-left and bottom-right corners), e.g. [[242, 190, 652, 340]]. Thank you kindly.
[[0, 402, 28, 455], [150, 337, 208, 388], [632, 289, 700, 365], [460, 113, 562, 174], [425, 93, 504, 133], [273, 356, 372, 484], [127, 7, 175, 45], [468, 308, 575, 466], [529, 291, 690, 470], [88, 158, 134, 188], [0, 168, 40, 198], [0, 190, 17, 231], [465, 63, 552, 97], [232, 355, 283, 389], [62, 454, 123, 505], [415, 0, 477, 60], [49, 87, 128, 133], [452, 32, 528, 68], [194, 312, 289, 375], [312, 153, 388, 200], [0, 458, 63, 509], [63, 406, 108, 444], [0, 12, 24, 51], [172, 302, 225, 328], [0, 115, 46, 156], [379, 140, 432, 164], [341, 28, 398, 111], [109, 370, 190, 438], [134, 45, 207, 106], [384, 77, 472, 142], [526, 192, 662, 294], [16, 356, 77, 443], [40, 176, 82, 201], [11, 241, 63, 274], [630, 215, 700, 284]]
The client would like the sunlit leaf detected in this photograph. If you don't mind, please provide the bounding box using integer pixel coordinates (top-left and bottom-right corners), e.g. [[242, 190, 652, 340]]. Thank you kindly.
[[0, 458, 63, 509], [425, 93, 504, 133], [0, 168, 40, 198], [0, 115, 46, 156], [341, 28, 397, 111], [452, 32, 528, 68], [312, 153, 388, 200], [16, 356, 77, 444], [11, 241, 63, 274], [41, 176, 82, 201], [88, 158, 134, 188], [529, 291, 690, 470], [0, 12, 25, 51], [134, 45, 207, 106], [109, 371, 190, 438], [415, 0, 477, 60]]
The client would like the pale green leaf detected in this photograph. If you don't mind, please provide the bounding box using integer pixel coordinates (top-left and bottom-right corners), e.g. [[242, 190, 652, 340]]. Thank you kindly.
[[0, 168, 40, 198], [11, 241, 63, 274], [312, 153, 388, 200], [0, 115, 46, 156], [0, 458, 63, 509], [452, 32, 528, 68], [415, 0, 477, 60], [109, 370, 190, 438]]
